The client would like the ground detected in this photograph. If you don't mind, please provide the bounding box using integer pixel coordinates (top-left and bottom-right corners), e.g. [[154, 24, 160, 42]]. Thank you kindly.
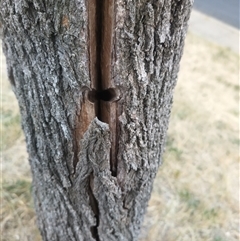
[[1, 31, 239, 241]]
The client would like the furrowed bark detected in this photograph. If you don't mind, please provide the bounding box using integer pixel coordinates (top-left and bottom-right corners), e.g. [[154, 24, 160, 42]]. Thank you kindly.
[[0, 0, 193, 240]]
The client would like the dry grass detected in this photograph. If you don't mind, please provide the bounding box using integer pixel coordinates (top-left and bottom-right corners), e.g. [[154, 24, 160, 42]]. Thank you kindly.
[[1, 32, 239, 241]]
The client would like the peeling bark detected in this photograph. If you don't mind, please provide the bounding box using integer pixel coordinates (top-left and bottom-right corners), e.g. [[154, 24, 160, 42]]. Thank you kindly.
[[0, 0, 193, 240]]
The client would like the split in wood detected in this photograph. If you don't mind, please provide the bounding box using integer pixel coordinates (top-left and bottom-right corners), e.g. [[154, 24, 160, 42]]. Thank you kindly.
[[84, 0, 119, 180], [78, 2, 118, 239]]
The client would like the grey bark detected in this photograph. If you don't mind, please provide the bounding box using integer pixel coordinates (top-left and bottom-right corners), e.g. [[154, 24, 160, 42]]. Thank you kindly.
[[0, 1, 193, 240]]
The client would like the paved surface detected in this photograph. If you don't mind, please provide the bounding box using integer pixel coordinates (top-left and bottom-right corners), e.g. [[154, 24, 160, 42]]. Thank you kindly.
[[193, 0, 239, 29], [188, 9, 239, 54]]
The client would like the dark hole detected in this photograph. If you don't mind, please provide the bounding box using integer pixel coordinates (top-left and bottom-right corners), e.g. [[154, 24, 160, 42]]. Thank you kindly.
[[87, 88, 120, 102], [97, 88, 116, 101]]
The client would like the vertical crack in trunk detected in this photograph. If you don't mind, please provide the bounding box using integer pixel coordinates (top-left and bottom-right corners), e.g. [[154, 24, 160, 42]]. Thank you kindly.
[[88, 0, 117, 176], [89, 173, 100, 241], [87, 1, 116, 240]]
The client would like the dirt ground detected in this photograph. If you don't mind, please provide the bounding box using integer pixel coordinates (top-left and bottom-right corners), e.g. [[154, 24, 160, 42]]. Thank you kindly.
[[1, 31, 239, 241]]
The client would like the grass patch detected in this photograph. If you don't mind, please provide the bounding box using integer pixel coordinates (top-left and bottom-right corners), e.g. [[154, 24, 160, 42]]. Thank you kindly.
[[1, 180, 41, 240], [216, 76, 239, 92], [203, 208, 219, 220], [213, 236, 226, 241], [1, 110, 22, 151], [179, 189, 201, 210], [3, 180, 32, 200], [166, 137, 183, 160], [230, 138, 239, 146], [212, 48, 232, 62], [1, 180, 33, 216]]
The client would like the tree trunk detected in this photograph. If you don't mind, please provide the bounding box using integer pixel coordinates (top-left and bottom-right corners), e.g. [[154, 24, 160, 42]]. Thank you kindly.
[[0, 0, 193, 240]]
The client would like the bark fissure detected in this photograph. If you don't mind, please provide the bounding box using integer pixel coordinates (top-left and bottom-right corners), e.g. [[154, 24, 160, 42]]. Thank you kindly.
[[87, 2, 118, 239], [89, 173, 100, 241], [88, 0, 117, 176]]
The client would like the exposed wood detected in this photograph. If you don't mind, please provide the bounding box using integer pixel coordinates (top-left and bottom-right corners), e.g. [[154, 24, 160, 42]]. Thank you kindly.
[[88, 0, 118, 175], [101, 0, 115, 90], [100, 0, 118, 176], [75, 89, 95, 168], [0, 0, 193, 240], [88, 0, 98, 90]]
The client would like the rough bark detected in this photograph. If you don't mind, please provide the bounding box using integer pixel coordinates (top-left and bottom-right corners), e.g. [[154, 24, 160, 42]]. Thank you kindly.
[[0, 0, 193, 240]]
